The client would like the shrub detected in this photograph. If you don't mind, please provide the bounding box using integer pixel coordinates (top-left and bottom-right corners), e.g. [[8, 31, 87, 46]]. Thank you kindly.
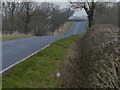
[[60, 25, 120, 88]]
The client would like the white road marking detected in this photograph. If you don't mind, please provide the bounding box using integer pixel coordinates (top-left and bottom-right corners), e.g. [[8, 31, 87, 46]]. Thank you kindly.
[[74, 23, 79, 34], [0, 44, 51, 74], [1, 22, 81, 74]]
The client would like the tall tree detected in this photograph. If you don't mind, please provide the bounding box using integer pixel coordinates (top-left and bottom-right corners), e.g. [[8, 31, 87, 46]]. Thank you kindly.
[[69, 0, 96, 28], [118, 1, 120, 28], [32, 2, 54, 35], [2, 0, 16, 31], [2, 2, 75, 35], [17, 2, 36, 33]]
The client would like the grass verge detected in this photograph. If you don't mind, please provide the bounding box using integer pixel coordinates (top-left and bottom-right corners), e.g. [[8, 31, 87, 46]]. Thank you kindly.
[[2, 35, 80, 88], [1, 35, 33, 41], [84, 22, 89, 31]]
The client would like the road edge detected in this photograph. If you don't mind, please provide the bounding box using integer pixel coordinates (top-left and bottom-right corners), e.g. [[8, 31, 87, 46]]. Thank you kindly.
[[0, 44, 51, 74]]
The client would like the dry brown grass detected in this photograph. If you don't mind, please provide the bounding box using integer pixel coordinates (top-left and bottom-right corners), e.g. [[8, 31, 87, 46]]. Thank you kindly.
[[60, 24, 120, 88], [2, 32, 33, 41]]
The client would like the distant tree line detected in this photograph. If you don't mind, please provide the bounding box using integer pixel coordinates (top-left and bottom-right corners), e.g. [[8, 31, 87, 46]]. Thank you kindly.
[[2, 2, 74, 35]]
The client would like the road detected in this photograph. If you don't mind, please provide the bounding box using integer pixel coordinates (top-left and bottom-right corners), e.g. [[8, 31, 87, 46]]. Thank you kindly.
[[1, 22, 86, 73]]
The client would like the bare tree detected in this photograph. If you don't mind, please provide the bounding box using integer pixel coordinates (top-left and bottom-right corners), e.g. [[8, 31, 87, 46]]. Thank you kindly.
[[118, 1, 120, 28], [2, 2, 75, 35], [2, 0, 17, 31], [49, 6, 74, 35], [31, 2, 54, 35], [69, 0, 96, 28], [17, 2, 36, 33]]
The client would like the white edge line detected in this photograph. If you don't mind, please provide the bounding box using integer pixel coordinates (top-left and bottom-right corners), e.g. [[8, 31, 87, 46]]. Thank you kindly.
[[74, 23, 79, 34], [0, 44, 51, 74], [0, 22, 80, 74]]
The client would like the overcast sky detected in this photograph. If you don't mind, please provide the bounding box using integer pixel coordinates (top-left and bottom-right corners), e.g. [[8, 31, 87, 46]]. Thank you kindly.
[[32, 0, 87, 17], [53, 2, 87, 17]]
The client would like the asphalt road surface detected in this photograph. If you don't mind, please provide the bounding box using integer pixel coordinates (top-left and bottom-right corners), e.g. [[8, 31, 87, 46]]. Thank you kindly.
[[1, 22, 86, 73]]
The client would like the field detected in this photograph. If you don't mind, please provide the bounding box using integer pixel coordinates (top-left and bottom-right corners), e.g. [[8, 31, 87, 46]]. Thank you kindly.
[[2, 35, 80, 88], [2, 34, 33, 41]]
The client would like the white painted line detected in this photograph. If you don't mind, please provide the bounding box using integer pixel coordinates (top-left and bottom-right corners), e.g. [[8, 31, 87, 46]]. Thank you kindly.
[[0, 44, 51, 74], [0, 22, 80, 74], [74, 23, 79, 34]]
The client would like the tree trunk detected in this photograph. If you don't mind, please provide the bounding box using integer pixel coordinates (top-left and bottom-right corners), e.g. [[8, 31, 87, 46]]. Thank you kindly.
[[24, 22, 29, 34], [118, 1, 120, 28], [24, 16, 30, 34], [52, 31, 54, 36], [24, 5, 30, 34], [86, 2, 95, 28], [88, 16, 93, 28], [11, 14, 14, 31]]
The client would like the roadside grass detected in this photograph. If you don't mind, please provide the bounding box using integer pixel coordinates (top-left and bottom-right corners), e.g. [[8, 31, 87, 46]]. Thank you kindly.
[[57, 21, 75, 35], [1, 34, 33, 41], [2, 35, 80, 88], [84, 22, 89, 31]]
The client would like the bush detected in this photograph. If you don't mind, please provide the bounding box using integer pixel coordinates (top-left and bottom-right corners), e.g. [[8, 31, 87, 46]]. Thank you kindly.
[[60, 25, 120, 88]]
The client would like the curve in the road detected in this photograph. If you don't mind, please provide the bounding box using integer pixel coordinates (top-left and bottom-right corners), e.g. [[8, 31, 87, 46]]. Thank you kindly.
[[1, 22, 86, 73]]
